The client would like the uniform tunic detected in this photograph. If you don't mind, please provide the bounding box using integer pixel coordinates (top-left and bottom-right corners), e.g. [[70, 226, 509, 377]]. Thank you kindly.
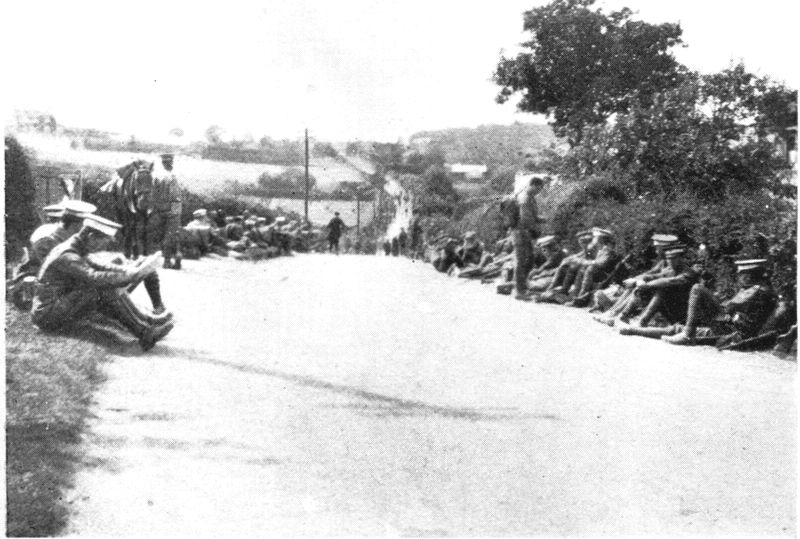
[[32, 236, 139, 330]]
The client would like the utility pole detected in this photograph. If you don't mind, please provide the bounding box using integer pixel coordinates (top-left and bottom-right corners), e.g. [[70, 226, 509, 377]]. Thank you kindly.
[[356, 189, 361, 237], [304, 128, 310, 224]]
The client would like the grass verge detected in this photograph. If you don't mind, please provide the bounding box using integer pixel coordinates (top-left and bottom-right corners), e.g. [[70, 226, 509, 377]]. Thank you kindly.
[[6, 304, 109, 537]]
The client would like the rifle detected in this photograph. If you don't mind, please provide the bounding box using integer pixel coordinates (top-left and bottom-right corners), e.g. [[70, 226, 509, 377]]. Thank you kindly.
[[597, 254, 632, 290]]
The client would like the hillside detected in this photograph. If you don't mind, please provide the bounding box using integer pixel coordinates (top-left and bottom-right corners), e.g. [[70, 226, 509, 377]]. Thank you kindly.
[[409, 122, 560, 167]]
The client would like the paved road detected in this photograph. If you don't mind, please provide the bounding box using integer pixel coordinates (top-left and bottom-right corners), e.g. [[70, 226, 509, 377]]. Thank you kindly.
[[65, 254, 795, 536]]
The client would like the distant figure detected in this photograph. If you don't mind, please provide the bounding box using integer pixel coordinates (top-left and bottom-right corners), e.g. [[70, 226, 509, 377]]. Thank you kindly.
[[398, 228, 408, 256], [327, 211, 346, 254], [382, 240, 392, 256], [391, 236, 400, 257], [214, 208, 227, 228], [409, 209, 424, 259]]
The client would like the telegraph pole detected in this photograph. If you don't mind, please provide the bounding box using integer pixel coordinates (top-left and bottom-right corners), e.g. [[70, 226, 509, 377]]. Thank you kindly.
[[304, 128, 310, 224]]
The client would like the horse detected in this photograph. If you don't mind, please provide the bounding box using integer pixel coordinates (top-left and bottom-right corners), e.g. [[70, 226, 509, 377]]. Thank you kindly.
[[100, 160, 155, 258]]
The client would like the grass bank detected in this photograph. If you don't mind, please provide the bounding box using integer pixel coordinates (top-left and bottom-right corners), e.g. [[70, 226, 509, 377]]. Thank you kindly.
[[6, 304, 110, 536]]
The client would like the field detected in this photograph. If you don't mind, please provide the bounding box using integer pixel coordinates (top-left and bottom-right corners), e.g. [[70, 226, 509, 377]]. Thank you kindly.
[[14, 133, 367, 194]]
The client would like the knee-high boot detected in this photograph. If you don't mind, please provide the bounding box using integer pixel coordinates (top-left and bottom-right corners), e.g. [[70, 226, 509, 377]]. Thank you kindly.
[[143, 273, 165, 313], [118, 292, 173, 325], [100, 293, 174, 351]]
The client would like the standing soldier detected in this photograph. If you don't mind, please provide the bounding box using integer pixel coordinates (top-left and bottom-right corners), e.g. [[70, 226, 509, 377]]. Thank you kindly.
[[503, 174, 546, 300], [152, 153, 183, 270], [327, 211, 346, 254], [409, 209, 424, 260]]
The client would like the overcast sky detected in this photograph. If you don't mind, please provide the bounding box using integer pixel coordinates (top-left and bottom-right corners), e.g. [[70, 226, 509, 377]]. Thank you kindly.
[[2, 0, 798, 142]]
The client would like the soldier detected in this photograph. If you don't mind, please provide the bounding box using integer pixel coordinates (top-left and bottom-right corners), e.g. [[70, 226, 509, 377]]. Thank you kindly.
[[223, 216, 244, 241], [32, 214, 174, 351], [398, 227, 409, 256], [538, 229, 594, 301], [184, 208, 214, 256], [9, 200, 97, 309], [432, 238, 461, 273], [409, 209, 424, 260], [27, 200, 98, 274], [526, 235, 565, 292], [327, 211, 346, 254], [564, 228, 619, 307], [616, 245, 699, 333], [594, 233, 678, 324], [660, 259, 777, 346], [151, 152, 183, 270], [456, 231, 484, 267], [504, 175, 545, 300]]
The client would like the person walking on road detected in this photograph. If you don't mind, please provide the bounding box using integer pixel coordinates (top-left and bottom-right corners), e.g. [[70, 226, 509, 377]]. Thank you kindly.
[[327, 212, 346, 254]]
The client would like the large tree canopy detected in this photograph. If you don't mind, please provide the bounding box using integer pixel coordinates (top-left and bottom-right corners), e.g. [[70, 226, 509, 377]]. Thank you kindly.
[[494, 0, 684, 146]]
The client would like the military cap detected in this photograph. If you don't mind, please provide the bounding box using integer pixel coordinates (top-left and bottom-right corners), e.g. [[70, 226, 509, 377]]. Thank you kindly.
[[592, 227, 614, 239], [192, 209, 207, 218], [256, 217, 267, 224], [652, 233, 678, 246], [575, 229, 593, 239], [83, 214, 122, 237], [160, 153, 174, 159], [464, 231, 477, 240], [233, 215, 243, 222], [734, 259, 768, 273], [224, 216, 235, 224], [275, 216, 287, 224], [537, 235, 557, 247], [664, 245, 687, 258], [44, 199, 97, 218]]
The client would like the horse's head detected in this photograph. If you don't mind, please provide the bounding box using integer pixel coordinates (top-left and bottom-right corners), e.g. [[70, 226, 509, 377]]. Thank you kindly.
[[116, 160, 154, 214]]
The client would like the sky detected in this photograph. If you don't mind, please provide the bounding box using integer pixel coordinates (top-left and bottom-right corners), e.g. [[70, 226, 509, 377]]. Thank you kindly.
[[2, 0, 798, 143]]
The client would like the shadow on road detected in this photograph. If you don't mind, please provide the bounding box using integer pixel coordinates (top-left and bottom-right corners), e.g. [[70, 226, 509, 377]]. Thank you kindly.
[[161, 347, 561, 423]]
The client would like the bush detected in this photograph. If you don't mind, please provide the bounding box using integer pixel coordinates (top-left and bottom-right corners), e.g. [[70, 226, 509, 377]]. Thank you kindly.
[[546, 187, 796, 298], [5, 137, 39, 261]]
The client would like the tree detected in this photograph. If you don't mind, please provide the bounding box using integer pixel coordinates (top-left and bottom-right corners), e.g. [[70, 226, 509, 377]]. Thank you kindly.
[[553, 65, 794, 200], [205, 125, 224, 145], [494, 0, 684, 146]]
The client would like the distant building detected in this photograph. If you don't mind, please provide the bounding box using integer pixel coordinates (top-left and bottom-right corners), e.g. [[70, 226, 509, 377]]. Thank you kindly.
[[447, 163, 487, 180]]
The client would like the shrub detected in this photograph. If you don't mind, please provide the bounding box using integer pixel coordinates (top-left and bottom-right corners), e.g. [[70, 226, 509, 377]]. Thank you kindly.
[[5, 137, 39, 260]]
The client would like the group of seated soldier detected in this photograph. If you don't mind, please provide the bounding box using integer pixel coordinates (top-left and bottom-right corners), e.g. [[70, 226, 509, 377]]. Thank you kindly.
[[425, 225, 796, 354], [10, 200, 175, 351], [181, 208, 301, 259], [428, 231, 487, 274]]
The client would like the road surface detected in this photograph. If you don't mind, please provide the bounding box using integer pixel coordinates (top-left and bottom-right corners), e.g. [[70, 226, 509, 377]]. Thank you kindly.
[[65, 254, 795, 535]]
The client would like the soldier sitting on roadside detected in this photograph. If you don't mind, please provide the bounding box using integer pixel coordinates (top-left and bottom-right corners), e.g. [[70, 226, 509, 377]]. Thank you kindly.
[[9, 200, 98, 309], [456, 231, 484, 268], [615, 245, 700, 334], [593, 233, 678, 322], [223, 216, 244, 242], [536, 229, 594, 303], [183, 209, 214, 256], [659, 259, 777, 346], [526, 235, 566, 293], [31, 215, 174, 351], [432, 238, 461, 273], [564, 227, 620, 307]]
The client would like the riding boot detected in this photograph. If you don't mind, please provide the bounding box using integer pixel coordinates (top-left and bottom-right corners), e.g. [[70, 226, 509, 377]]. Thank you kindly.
[[100, 293, 174, 351], [636, 293, 663, 327], [119, 292, 173, 325], [143, 272, 166, 313]]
